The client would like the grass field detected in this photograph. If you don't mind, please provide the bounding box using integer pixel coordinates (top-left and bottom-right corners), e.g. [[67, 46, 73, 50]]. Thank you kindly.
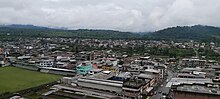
[[0, 66, 61, 94]]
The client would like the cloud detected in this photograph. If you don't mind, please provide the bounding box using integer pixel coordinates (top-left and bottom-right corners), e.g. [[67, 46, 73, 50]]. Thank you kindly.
[[0, 0, 220, 32]]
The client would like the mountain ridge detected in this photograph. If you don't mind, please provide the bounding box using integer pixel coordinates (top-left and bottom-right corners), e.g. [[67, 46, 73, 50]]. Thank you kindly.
[[146, 25, 220, 41], [1, 24, 220, 41], [0, 24, 141, 39]]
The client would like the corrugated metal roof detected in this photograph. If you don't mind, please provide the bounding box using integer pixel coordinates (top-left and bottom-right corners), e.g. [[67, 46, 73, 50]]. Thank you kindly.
[[166, 78, 213, 87]]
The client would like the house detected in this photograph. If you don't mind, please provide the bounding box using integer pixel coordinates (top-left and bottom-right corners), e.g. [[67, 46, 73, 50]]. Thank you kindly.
[[77, 77, 123, 94], [56, 61, 68, 68], [0, 60, 5, 67], [76, 61, 93, 75], [122, 78, 149, 98], [88, 69, 103, 75], [181, 58, 206, 67], [171, 84, 220, 99], [108, 72, 131, 81], [17, 55, 32, 60], [40, 59, 54, 67]]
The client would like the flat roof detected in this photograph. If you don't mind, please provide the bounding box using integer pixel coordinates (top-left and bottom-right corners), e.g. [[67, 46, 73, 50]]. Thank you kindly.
[[144, 69, 160, 73], [123, 79, 146, 88], [40, 67, 75, 72], [177, 73, 205, 78], [176, 85, 220, 95], [182, 67, 202, 71], [89, 72, 115, 80], [166, 78, 213, 87], [78, 77, 123, 87], [137, 73, 155, 79], [211, 66, 220, 69], [89, 69, 103, 72], [116, 72, 131, 78]]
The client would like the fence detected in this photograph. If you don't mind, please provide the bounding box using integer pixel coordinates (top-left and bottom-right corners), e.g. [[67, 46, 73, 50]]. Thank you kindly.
[[0, 81, 58, 99]]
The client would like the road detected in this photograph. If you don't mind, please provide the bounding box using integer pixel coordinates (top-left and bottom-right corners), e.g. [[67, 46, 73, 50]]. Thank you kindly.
[[150, 70, 176, 99], [193, 48, 199, 58]]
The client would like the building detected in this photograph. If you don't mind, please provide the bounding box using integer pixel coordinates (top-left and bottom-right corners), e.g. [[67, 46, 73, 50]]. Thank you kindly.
[[76, 61, 93, 75], [177, 73, 205, 78], [122, 78, 149, 98], [181, 58, 206, 67], [171, 84, 220, 99], [40, 59, 54, 67], [166, 78, 213, 88], [88, 68, 103, 75], [0, 60, 5, 67], [77, 77, 123, 94]]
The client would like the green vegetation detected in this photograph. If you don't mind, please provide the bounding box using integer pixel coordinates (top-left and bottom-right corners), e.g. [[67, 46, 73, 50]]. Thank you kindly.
[[110, 46, 195, 58], [146, 25, 220, 41], [0, 67, 61, 94], [1, 24, 220, 41], [0, 26, 141, 39], [147, 47, 196, 58], [198, 48, 220, 61], [113, 46, 147, 56], [113, 46, 196, 58]]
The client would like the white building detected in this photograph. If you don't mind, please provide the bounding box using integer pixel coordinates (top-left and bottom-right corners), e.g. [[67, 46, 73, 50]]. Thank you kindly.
[[0, 61, 5, 67], [40, 59, 54, 67]]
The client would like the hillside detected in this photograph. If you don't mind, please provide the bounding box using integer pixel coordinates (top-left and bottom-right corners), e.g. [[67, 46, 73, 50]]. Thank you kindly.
[[1, 24, 220, 41], [0, 24, 53, 30], [0, 25, 141, 39], [146, 25, 220, 41]]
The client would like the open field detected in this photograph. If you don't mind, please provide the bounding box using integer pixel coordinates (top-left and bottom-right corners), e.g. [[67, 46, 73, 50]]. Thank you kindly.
[[0, 66, 61, 94]]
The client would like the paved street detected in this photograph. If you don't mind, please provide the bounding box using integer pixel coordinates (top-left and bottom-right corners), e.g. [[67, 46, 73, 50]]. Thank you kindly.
[[150, 70, 176, 99]]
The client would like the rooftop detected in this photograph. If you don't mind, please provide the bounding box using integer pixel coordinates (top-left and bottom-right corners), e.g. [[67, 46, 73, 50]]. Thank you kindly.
[[116, 72, 131, 78], [89, 72, 115, 80], [175, 84, 220, 95], [144, 69, 160, 74], [123, 79, 146, 89], [89, 68, 103, 72], [177, 73, 205, 78], [166, 78, 213, 87], [182, 67, 202, 72], [137, 73, 155, 79]]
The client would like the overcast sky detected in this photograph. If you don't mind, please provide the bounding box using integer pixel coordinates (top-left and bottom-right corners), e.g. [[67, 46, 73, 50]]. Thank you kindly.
[[0, 0, 220, 32]]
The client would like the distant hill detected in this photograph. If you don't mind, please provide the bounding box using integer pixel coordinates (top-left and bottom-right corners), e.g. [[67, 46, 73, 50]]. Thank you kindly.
[[0, 24, 53, 30], [1, 24, 220, 41], [145, 25, 220, 41], [0, 24, 141, 39]]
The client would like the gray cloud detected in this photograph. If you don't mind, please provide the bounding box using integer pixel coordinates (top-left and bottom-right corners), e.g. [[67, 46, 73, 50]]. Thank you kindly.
[[0, 0, 219, 32]]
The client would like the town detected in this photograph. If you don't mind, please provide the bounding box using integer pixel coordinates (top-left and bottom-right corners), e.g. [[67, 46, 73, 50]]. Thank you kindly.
[[1, 37, 220, 99]]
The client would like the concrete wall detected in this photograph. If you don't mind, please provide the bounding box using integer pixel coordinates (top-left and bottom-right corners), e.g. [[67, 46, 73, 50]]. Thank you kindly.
[[13, 63, 75, 76], [13, 63, 38, 71], [48, 70, 74, 76]]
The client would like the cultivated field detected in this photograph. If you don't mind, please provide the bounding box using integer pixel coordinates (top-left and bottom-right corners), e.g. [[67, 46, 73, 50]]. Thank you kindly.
[[0, 66, 61, 94]]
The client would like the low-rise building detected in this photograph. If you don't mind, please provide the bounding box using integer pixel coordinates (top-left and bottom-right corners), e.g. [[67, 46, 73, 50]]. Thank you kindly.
[[40, 59, 54, 67], [76, 61, 93, 75], [122, 78, 147, 98], [171, 84, 220, 99]]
